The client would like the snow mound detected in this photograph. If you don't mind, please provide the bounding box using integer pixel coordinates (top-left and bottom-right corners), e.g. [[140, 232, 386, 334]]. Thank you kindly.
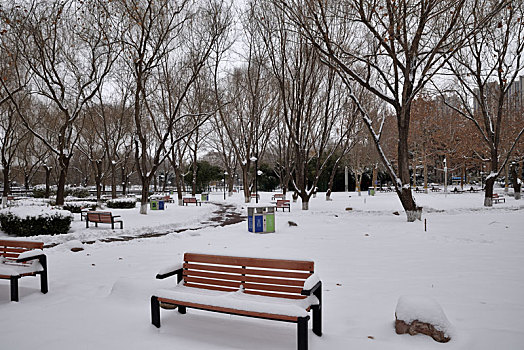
[[395, 295, 453, 336]]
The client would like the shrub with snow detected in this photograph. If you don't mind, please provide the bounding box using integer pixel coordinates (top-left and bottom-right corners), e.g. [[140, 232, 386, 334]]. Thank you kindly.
[[106, 197, 136, 209], [0, 206, 73, 237], [62, 201, 97, 213], [65, 186, 90, 198], [33, 184, 55, 198]]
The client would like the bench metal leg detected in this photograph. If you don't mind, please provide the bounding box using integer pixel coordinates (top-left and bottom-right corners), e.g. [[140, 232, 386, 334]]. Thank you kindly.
[[178, 305, 186, 314], [86, 220, 89, 228], [312, 305, 322, 336], [297, 317, 308, 350], [10, 276, 19, 302], [40, 256, 48, 294], [313, 285, 322, 336], [151, 296, 161, 328]]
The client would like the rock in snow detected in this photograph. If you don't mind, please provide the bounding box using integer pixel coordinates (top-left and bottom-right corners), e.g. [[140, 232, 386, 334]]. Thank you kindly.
[[395, 295, 452, 343]]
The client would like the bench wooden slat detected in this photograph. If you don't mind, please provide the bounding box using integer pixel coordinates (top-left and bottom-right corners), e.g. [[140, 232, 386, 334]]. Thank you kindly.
[[184, 270, 306, 287], [0, 240, 44, 250], [183, 282, 307, 300], [184, 276, 304, 294], [184, 253, 314, 272], [184, 282, 238, 293], [157, 298, 299, 322], [183, 263, 312, 279]]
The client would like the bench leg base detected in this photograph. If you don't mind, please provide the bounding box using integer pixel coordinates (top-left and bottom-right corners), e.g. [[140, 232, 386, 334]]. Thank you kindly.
[[178, 305, 186, 314], [298, 317, 308, 350], [10, 276, 19, 302], [151, 296, 161, 328], [312, 305, 322, 336]]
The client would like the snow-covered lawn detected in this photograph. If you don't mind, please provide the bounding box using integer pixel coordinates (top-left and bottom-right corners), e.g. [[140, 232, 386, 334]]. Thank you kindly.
[[1, 191, 523, 349]]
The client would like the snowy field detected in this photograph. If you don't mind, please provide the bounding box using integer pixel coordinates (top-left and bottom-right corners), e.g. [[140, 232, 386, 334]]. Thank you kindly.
[[1, 190, 523, 350]]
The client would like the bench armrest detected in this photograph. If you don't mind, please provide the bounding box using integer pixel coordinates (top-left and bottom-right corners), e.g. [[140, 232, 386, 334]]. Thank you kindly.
[[17, 251, 47, 268], [301, 273, 321, 296], [112, 215, 121, 218], [156, 262, 184, 283]]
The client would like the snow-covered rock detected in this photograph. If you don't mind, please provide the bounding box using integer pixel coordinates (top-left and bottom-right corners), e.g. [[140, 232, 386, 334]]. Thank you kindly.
[[395, 295, 452, 342]]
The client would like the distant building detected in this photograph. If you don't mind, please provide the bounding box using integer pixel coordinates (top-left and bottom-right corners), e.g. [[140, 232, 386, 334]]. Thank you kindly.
[[473, 76, 524, 115]]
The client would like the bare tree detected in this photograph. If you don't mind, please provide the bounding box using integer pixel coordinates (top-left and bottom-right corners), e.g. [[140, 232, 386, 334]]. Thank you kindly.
[[277, 0, 508, 220], [440, 1, 524, 205], [117, 0, 232, 213], [5, 0, 119, 205]]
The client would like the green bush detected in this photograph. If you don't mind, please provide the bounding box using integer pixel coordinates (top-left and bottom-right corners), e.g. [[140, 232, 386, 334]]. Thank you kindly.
[[33, 184, 55, 198], [65, 186, 90, 198], [106, 198, 136, 209], [62, 201, 97, 213], [0, 208, 73, 237]]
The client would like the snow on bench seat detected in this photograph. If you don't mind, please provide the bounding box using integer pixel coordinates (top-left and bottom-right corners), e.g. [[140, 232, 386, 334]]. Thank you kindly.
[[155, 284, 319, 318]]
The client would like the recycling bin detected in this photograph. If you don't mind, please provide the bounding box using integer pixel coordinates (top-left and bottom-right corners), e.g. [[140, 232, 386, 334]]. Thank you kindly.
[[150, 199, 165, 210], [201, 192, 209, 202], [247, 205, 275, 233]]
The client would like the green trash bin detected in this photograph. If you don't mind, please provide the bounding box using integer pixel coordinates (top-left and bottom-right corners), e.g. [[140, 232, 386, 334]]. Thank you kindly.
[[201, 192, 209, 202]]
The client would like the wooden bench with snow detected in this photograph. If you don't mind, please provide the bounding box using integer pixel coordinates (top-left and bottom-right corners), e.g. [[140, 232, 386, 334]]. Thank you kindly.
[[182, 197, 201, 206], [493, 193, 505, 203], [271, 193, 285, 201], [250, 193, 260, 200], [85, 211, 123, 229], [0, 239, 48, 302], [151, 253, 322, 350], [276, 199, 291, 212]]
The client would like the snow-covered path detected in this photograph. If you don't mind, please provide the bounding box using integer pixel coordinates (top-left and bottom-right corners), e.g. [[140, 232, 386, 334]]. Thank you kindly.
[[1, 191, 523, 349]]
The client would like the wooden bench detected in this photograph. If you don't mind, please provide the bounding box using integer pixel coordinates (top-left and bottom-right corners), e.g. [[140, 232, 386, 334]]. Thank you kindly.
[[85, 211, 123, 229], [271, 193, 285, 201], [0, 239, 48, 302], [493, 193, 505, 203], [182, 197, 201, 206], [151, 253, 322, 350], [276, 199, 291, 212]]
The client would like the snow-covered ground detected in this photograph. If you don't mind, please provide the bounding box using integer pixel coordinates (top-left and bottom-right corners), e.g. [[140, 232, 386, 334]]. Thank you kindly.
[[1, 190, 523, 350]]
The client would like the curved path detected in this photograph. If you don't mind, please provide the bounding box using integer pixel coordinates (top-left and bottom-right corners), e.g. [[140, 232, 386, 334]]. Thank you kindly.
[[96, 202, 243, 243]]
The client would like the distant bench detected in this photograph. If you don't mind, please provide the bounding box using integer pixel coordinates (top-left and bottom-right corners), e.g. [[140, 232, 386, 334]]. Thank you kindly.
[[0, 239, 48, 302], [151, 253, 322, 350], [493, 193, 505, 203], [271, 193, 285, 201], [276, 199, 291, 212], [85, 211, 123, 229], [183, 197, 201, 206]]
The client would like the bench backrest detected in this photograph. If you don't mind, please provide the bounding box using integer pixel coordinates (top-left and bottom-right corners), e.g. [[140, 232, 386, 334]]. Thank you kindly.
[[276, 199, 290, 207], [182, 253, 314, 300], [0, 239, 43, 263], [493, 193, 500, 198], [183, 197, 197, 203], [87, 211, 113, 223]]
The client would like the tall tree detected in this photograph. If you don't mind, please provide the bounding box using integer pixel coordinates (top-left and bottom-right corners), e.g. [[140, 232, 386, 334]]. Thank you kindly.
[[441, 1, 524, 205], [5, 0, 119, 205], [278, 0, 508, 220]]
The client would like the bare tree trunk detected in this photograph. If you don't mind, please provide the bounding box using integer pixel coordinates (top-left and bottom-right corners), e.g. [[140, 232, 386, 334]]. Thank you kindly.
[[511, 163, 521, 200], [55, 156, 70, 205], [140, 179, 151, 215]]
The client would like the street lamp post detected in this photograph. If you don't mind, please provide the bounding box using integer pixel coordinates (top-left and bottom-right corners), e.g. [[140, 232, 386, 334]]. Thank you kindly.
[[250, 156, 258, 203], [443, 158, 448, 193], [223, 171, 228, 200]]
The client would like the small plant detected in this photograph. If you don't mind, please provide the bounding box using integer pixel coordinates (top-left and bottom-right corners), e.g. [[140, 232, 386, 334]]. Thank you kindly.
[[62, 201, 97, 213], [106, 197, 136, 209], [0, 207, 73, 237], [32, 184, 56, 198], [65, 186, 90, 198]]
